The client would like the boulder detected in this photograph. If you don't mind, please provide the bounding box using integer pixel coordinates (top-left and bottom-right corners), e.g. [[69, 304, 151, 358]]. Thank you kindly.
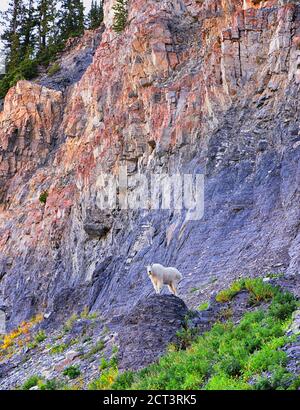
[[118, 295, 188, 370]]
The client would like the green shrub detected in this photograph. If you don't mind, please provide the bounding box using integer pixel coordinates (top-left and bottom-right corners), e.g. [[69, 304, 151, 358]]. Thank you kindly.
[[18, 58, 38, 79], [80, 307, 99, 320], [197, 302, 209, 311], [49, 343, 68, 355], [21, 375, 41, 390], [39, 191, 48, 204], [205, 374, 251, 390], [190, 287, 200, 293], [112, 345, 119, 354], [218, 307, 233, 320], [246, 346, 287, 373], [269, 292, 298, 321], [27, 341, 38, 350], [63, 365, 81, 379], [0, 58, 38, 99], [63, 313, 78, 333], [87, 312, 99, 320], [38, 378, 63, 390], [216, 278, 276, 304], [88, 367, 118, 390], [88, 358, 119, 390], [99, 357, 110, 371], [35, 330, 46, 343], [47, 62, 61, 77], [288, 375, 300, 390], [21, 375, 66, 391], [244, 278, 275, 304], [214, 355, 243, 377], [254, 367, 294, 390], [27, 330, 46, 350], [176, 326, 198, 350], [80, 306, 90, 319], [111, 370, 135, 390], [84, 340, 105, 359], [215, 280, 243, 302]]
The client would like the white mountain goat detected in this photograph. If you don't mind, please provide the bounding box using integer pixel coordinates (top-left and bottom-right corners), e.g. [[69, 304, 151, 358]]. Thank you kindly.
[[147, 263, 183, 296]]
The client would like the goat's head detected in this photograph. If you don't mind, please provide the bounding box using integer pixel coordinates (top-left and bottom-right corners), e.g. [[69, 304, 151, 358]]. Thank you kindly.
[[146, 265, 153, 276]]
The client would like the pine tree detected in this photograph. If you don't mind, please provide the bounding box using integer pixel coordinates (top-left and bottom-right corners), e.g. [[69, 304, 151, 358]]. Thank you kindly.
[[35, 0, 61, 66], [87, 0, 103, 30], [19, 0, 36, 58], [0, 0, 38, 97], [37, 0, 58, 54], [0, 0, 87, 98], [0, 0, 23, 70], [112, 0, 128, 33], [59, 0, 85, 40]]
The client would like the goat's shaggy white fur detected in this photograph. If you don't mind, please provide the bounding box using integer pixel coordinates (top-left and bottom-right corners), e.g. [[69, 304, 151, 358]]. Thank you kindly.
[[147, 263, 183, 296]]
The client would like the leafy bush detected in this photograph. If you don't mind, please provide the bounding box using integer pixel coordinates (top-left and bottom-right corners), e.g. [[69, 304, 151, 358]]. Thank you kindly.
[[246, 346, 287, 373], [112, 345, 119, 354], [21, 376, 66, 390], [218, 307, 233, 320], [21, 375, 41, 390], [268, 292, 298, 321], [244, 278, 275, 304], [0, 314, 43, 355], [88, 366, 118, 390], [47, 62, 61, 77], [111, 370, 135, 390], [197, 302, 209, 311], [63, 313, 78, 333], [80, 306, 98, 320], [38, 378, 63, 390], [35, 330, 46, 343], [18, 58, 38, 79], [27, 330, 46, 350], [39, 191, 48, 204], [84, 340, 105, 359], [205, 374, 250, 390], [63, 365, 81, 379], [0, 58, 38, 99], [215, 280, 243, 302], [216, 278, 276, 304], [254, 367, 294, 390], [88, 356, 120, 390], [176, 326, 198, 350], [190, 287, 200, 293], [49, 343, 68, 355]]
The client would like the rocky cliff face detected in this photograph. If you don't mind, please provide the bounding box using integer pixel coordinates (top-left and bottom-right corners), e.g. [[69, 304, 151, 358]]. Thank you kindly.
[[0, 0, 299, 340]]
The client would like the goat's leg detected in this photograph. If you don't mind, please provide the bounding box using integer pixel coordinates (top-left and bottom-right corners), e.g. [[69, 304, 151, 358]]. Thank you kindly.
[[151, 278, 158, 293], [170, 282, 178, 296], [153, 280, 160, 294]]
